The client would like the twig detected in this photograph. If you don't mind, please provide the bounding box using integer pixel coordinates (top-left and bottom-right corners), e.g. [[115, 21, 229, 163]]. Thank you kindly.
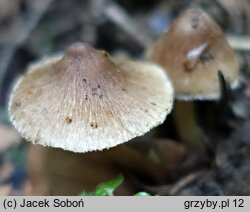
[[103, 2, 152, 49], [0, 0, 53, 96], [226, 35, 250, 51], [168, 170, 207, 195]]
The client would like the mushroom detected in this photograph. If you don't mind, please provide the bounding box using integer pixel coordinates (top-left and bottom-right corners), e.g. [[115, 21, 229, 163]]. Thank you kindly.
[[27, 144, 169, 195], [147, 8, 240, 151], [9, 42, 173, 153]]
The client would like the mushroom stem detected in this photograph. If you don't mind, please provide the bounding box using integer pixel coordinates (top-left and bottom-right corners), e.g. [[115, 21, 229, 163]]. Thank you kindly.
[[104, 144, 167, 183], [173, 101, 208, 152]]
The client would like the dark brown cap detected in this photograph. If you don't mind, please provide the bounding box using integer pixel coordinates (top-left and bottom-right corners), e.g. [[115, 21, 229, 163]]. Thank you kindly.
[[147, 8, 240, 100]]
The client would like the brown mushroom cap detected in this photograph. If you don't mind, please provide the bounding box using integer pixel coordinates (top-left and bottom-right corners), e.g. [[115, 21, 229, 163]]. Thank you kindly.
[[147, 8, 240, 100], [9, 43, 173, 153]]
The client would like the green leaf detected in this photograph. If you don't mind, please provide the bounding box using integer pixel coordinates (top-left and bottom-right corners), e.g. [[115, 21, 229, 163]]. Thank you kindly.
[[80, 175, 153, 196], [80, 174, 124, 196], [134, 192, 152, 196]]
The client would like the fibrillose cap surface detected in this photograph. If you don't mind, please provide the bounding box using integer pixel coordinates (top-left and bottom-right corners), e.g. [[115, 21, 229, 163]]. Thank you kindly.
[[147, 8, 240, 100], [9, 42, 173, 153]]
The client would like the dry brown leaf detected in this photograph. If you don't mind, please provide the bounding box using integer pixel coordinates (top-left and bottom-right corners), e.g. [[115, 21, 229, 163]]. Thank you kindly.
[[0, 184, 12, 196], [0, 124, 21, 151]]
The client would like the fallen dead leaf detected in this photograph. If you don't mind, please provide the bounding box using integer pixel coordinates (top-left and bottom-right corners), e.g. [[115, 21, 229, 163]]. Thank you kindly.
[[0, 184, 12, 196], [0, 124, 21, 152]]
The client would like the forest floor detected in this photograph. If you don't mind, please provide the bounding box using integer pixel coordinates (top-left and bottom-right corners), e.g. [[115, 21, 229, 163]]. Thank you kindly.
[[0, 0, 250, 195]]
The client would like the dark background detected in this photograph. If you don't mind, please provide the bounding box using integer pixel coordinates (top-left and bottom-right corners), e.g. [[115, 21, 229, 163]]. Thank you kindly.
[[0, 0, 250, 195]]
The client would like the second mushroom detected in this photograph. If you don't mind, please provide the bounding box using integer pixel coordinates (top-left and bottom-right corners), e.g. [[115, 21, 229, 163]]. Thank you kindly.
[[147, 8, 240, 152]]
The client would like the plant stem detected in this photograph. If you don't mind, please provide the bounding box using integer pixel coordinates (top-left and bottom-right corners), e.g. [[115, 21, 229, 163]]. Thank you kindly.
[[104, 144, 168, 183], [173, 101, 208, 153]]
